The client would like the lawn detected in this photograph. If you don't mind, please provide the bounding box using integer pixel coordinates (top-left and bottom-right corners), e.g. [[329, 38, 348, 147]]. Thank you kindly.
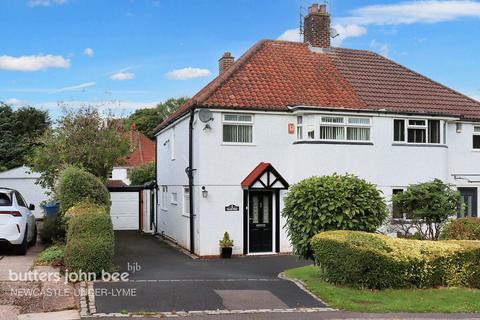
[[285, 265, 480, 313]]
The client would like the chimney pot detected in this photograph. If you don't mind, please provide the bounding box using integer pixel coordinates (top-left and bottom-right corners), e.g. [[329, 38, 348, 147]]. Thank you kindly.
[[304, 3, 331, 48], [219, 52, 235, 74]]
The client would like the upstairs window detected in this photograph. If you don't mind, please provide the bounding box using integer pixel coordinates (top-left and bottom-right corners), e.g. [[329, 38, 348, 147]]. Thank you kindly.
[[394, 119, 442, 144], [222, 114, 253, 144], [319, 116, 371, 142], [474, 126, 480, 149], [296, 116, 303, 140]]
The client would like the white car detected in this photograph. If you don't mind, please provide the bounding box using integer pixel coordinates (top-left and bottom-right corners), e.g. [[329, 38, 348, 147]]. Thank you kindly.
[[0, 188, 37, 255]]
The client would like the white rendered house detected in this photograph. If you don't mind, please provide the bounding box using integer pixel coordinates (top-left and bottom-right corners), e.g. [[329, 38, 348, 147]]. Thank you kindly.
[[154, 4, 480, 257]]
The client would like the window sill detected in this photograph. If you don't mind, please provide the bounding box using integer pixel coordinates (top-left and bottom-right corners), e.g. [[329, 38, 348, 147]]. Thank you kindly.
[[293, 140, 373, 145], [392, 143, 447, 148], [471, 149, 480, 152], [221, 143, 256, 146]]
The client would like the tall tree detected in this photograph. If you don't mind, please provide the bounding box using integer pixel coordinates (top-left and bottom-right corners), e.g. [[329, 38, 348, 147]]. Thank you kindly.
[[125, 97, 189, 139], [29, 107, 129, 190], [0, 104, 50, 171]]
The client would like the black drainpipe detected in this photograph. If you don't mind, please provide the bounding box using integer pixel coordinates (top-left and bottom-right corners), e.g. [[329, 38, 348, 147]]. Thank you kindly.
[[187, 107, 196, 254]]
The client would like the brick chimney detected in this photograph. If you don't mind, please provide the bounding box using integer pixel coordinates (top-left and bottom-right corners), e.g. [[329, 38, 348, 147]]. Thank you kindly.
[[219, 52, 235, 74], [304, 3, 331, 48]]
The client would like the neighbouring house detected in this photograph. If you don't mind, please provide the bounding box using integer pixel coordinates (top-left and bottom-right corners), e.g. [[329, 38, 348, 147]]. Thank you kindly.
[[111, 123, 156, 185], [154, 4, 480, 256], [0, 166, 49, 219]]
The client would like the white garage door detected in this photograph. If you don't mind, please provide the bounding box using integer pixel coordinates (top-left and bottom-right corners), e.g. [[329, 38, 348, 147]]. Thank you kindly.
[[110, 192, 139, 230]]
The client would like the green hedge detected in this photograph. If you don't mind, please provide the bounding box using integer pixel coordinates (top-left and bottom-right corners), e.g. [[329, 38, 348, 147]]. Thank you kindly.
[[64, 203, 114, 275], [56, 166, 110, 214], [441, 218, 480, 240], [311, 230, 480, 289]]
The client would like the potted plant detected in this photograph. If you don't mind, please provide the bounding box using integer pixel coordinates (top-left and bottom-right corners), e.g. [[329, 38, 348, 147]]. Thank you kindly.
[[219, 232, 234, 258]]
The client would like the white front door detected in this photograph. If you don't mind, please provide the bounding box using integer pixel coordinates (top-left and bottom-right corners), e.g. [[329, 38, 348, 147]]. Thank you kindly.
[[110, 192, 139, 230]]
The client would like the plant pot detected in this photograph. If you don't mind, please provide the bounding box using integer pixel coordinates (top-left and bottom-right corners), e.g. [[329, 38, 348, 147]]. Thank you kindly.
[[220, 247, 233, 259]]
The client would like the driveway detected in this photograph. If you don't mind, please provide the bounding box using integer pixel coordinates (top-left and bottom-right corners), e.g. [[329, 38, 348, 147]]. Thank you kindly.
[[0, 241, 42, 281], [93, 231, 324, 314]]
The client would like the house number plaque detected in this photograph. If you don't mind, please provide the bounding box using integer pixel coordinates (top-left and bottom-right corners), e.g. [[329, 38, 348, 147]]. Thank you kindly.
[[225, 204, 240, 212]]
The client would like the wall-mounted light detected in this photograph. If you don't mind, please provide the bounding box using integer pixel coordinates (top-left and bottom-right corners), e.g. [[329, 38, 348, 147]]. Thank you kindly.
[[456, 123, 462, 133], [202, 186, 208, 198]]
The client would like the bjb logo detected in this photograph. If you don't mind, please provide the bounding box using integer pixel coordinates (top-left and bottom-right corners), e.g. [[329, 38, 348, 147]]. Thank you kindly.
[[127, 262, 141, 273]]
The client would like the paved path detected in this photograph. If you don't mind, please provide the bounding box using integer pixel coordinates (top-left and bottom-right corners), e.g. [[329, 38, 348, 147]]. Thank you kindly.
[[0, 242, 43, 280], [94, 231, 322, 314]]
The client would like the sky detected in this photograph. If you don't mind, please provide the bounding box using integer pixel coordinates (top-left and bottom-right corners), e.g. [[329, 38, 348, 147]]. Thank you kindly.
[[0, 0, 479, 120]]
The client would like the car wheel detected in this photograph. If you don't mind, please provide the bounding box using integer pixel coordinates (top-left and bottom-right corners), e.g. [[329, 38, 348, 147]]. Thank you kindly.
[[16, 227, 28, 255], [29, 225, 37, 247]]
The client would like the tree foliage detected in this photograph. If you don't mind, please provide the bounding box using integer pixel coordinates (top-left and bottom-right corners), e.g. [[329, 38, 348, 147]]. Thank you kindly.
[[0, 103, 50, 171], [128, 161, 155, 185], [29, 107, 129, 190], [392, 179, 461, 240], [124, 97, 189, 139], [282, 174, 388, 260]]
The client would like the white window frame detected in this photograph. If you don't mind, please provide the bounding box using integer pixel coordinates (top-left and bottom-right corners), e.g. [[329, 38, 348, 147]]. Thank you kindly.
[[171, 192, 178, 205], [473, 126, 480, 150], [222, 113, 254, 145], [160, 186, 168, 211], [393, 118, 444, 145], [171, 126, 175, 160], [182, 186, 190, 217], [296, 116, 303, 140], [318, 115, 371, 142]]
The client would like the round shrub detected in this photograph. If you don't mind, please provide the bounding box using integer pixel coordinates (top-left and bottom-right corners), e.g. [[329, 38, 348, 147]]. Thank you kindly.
[[56, 166, 110, 214], [311, 230, 480, 289], [441, 218, 480, 240], [64, 203, 114, 275], [282, 174, 388, 259]]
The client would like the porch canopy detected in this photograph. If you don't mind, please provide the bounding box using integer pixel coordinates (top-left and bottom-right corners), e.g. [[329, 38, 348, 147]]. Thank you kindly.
[[241, 162, 289, 190]]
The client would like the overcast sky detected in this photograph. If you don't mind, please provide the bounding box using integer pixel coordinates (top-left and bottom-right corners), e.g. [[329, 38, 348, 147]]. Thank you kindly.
[[1, 0, 479, 119]]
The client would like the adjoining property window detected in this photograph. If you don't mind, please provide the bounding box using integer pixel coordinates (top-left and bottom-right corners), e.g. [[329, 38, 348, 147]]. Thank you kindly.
[[160, 186, 168, 210], [222, 114, 253, 143], [391, 189, 404, 219], [473, 126, 480, 149], [183, 187, 190, 216], [319, 116, 371, 142], [296, 116, 303, 140], [394, 119, 443, 144]]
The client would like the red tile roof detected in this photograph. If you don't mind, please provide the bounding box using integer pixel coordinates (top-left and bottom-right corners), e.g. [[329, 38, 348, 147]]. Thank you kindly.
[[241, 162, 271, 189], [155, 40, 480, 132], [118, 129, 155, 167]]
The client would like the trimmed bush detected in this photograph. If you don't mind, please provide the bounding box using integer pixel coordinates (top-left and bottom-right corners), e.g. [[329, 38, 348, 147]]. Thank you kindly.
[[441, 218, 480, 240], [282, 174, 388, 259], [56, 166, 110, 214], [40, 214, 67, 244], [311, 230, 480, 289], [64, 203, 114, 275]]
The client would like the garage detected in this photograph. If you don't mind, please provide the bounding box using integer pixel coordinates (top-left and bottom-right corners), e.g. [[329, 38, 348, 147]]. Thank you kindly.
[[0, 166, 49, 219], [110, 191, 140, 230], [108, 185, 156, 232]]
